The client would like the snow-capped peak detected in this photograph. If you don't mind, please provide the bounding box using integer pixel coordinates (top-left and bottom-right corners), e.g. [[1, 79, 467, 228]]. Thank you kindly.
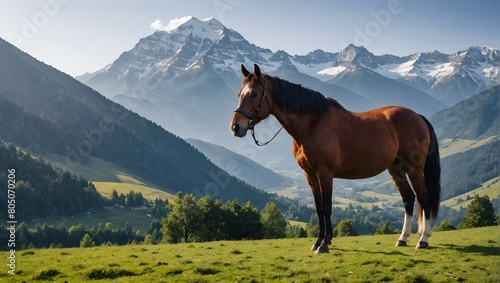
[[335, 44, 378, 69], [149, 16, 226, 42]]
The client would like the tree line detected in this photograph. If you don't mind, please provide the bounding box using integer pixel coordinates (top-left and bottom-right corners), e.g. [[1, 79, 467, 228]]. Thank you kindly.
[[162, 192, 292, 243], [1, 193, 497, 250]]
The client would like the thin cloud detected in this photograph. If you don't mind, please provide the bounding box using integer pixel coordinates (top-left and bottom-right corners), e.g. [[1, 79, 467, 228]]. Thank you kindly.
[[149, 16, 194, 32]]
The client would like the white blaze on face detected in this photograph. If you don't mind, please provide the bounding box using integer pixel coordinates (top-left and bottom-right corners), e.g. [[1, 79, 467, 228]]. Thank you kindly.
[[241, 84, 250, 97]]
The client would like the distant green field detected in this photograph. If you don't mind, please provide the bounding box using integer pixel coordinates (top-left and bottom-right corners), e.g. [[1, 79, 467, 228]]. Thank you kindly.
[[43, 153, 175, 202], [93, 175, 174, 202], [441, 177, 500, 210], [2, 226, 498, 282], [440, 136, 498, 158]]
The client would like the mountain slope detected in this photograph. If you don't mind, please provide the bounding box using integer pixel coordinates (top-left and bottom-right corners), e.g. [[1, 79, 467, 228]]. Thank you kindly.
[[328, 64, 445, 116], [0, 95, 74, 156], [440, 140, 499, 199], [430, 85, 499, 199], [430, 85, 499, 140], [0, 143, 105, 220], [0, 37, 286, 210], [186, 138, 292, 192]]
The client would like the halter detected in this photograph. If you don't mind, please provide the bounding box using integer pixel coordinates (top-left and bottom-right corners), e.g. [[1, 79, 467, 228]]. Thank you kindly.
[[233, 77, 283, 146]]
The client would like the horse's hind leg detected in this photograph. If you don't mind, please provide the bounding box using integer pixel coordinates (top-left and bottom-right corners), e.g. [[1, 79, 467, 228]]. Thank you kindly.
[[388, 160, 415, 247], [408, 170, 432, 249]]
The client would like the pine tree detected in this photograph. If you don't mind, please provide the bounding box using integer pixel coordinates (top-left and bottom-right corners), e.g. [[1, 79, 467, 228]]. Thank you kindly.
[[161, 192, 201, 243], [261, 202, 287, 238], [143, 234, 157, 245], [80, 233, 95, 248], [306, 217, 319, 238], [375, 220, 393, 235], [334, 219, 358, 237], [435, 219, 456, 231], [460, 195, 497, 228]]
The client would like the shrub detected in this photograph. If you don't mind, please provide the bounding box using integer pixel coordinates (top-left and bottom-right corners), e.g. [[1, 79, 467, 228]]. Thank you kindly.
[[435, 220, 456, 231], [32, 269, 61, 281], [86, 268, 137, 280], [193, 267, 221, 275]]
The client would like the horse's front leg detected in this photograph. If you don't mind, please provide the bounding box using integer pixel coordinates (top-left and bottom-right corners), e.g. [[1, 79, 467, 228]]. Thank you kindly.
[[315, 172, 333, 254], [304, 171, 325, 251], [311, 192, 325, 251]]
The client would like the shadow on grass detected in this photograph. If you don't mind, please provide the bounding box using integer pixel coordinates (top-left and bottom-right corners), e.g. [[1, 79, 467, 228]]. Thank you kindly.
[[441, 244, 500, 256], [331, 246, 411, 256]]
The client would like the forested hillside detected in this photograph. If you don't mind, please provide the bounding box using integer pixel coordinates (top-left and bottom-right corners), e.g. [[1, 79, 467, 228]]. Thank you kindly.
[[430, 85, 499, 140], [0, 143, 105, 220], [0, 95, 74, 156], [430, 85, 499, 199], [441, 140, 499, 199]]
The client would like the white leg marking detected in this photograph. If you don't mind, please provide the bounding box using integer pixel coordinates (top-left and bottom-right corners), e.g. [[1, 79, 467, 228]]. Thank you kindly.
[[396, 213, 412, 246], [417, 210, 432, 248], [398, 213, 412, 242]]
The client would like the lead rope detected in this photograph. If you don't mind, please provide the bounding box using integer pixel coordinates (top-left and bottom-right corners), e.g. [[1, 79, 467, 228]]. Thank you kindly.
[[250, 125, 283, 146]]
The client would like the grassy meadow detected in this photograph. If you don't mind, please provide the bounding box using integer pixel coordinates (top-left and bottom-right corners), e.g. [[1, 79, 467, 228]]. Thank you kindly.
[[44, 153, 175, 202], [2, 226, 498, 282], [441, 177, 500, 211]]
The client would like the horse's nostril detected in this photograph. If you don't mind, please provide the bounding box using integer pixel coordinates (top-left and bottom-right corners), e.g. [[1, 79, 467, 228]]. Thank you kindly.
[[232, 123, 240, 133]]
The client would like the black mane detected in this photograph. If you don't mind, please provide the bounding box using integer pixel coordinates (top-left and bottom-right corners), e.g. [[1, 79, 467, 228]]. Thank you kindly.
[[265, 75, 344, 114]]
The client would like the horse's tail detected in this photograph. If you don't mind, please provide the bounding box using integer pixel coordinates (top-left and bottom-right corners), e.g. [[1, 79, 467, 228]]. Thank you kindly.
[[419, 115, 441, 220]]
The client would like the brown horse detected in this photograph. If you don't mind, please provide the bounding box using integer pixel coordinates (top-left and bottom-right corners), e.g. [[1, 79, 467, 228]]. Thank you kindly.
[[230, 64, 441, 253]]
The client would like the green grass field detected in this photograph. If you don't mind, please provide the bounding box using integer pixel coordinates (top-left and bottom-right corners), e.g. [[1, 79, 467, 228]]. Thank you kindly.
[[2, 226, 498, 282], [43, 153, 175, 202], [439, 136, 498, 158]]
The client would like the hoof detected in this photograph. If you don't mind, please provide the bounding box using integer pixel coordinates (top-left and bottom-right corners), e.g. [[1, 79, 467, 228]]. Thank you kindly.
[[311, 244, 320, 251], [314, 246, 329, 254], [395, 240, 407, 247], [416, 241, 428, 249]]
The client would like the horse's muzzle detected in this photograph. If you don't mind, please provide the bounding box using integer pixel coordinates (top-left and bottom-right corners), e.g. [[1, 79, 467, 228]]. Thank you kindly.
[[231, 122, 248, 137]]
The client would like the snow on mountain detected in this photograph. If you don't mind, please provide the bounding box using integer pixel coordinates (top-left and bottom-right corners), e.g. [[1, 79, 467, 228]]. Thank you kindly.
[[311, 45, 499, 106]]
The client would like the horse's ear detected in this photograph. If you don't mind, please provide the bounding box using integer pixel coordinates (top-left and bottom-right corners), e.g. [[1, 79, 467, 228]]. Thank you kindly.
[[253, 64, 262, 79], [241, 64, 250, 77]]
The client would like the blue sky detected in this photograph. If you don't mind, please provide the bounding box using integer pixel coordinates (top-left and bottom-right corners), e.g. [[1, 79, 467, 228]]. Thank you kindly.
[[1, 0, 498, 76]]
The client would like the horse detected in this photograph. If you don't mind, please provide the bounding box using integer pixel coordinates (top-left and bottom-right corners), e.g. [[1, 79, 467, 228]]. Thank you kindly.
[[230, 64, 441, 253]]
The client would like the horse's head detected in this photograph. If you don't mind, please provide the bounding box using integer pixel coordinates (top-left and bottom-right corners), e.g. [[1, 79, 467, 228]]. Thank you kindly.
[[230, 64, 273, 137]]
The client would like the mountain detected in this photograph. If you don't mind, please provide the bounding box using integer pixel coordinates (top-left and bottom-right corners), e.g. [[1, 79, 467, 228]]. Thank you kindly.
[[430, 85, 499, 140], [317, 45, 499, 106], [320, 45, 445, 115], [186, 138, 293, 192], [430, 85, 499, 199], [0, 37, 291, 210]]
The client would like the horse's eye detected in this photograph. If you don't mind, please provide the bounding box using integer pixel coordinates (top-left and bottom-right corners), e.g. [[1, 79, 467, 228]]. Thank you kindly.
[[250, 92, 258, 98]]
